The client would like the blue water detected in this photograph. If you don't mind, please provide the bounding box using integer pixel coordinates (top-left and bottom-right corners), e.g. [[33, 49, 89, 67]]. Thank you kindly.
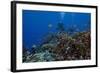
[[22, 10, 91, 49]]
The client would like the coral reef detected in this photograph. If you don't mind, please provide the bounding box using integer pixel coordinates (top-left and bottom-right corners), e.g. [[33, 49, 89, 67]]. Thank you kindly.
[[23, 23, 91, 62]]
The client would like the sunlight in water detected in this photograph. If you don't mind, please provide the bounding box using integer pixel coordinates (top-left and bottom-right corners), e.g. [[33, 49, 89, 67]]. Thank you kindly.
[[71, 13, 75, 24], [61, 12, 65, 21]]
